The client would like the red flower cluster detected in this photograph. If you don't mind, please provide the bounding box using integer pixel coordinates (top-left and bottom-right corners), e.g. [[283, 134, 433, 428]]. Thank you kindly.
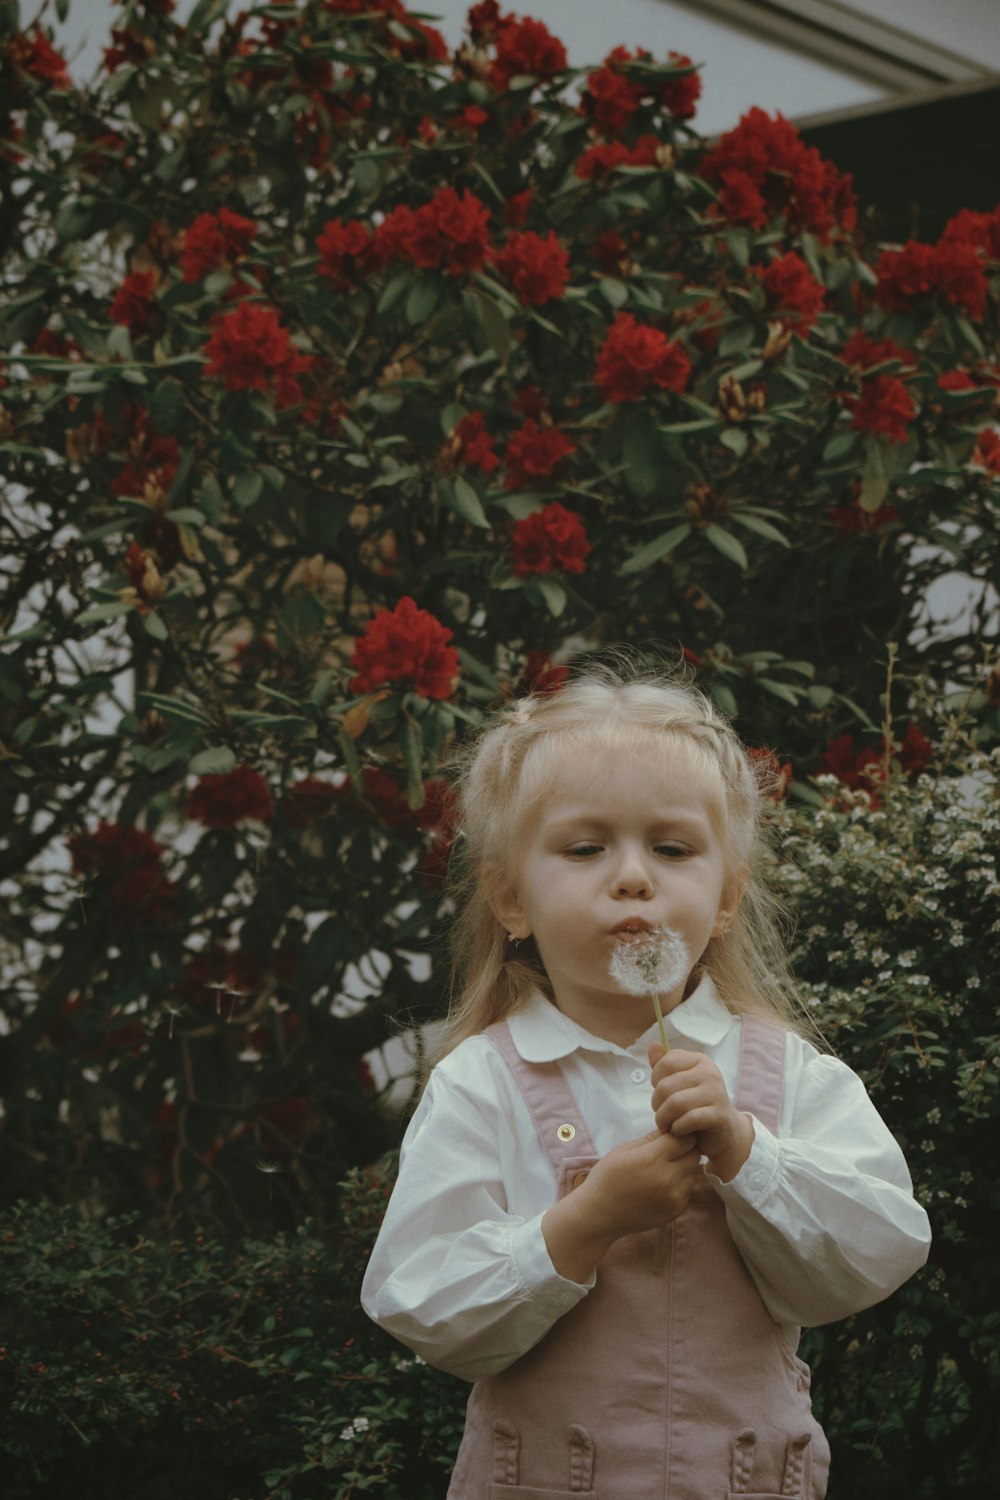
[[971, 427, 1000, 474], [108, 272, 160, 337], [582, 46, 700, 132], [758, 251, 825, 330], [848, 374, 916, 445], [511, 502, 590, 576], [594, 313, 691, 403], [574, 134, 664, 181], [203, 302, 314, 407], [504, 419, 575, 489], [69, 821, 179, 925], [188, 764, 275, 829], [449, 411, 500, 473], [494, 230, 569, 305], [280, 775, 341, 828], [375, 187, 492, 277], [819, 725, 933, 795], [829, 496, 900, 536], [315, 217, 378, 289], [700, 108, 856, 241], [939, 204, 1000, 261], [6, 26, 72, 91], [102, 27, 153, 74], [874, 238, 988, 321], [181, 207, 258, 284], [350, 595, 458, 699], [490, 15, 567, 91], [840, 330, 914, 370]]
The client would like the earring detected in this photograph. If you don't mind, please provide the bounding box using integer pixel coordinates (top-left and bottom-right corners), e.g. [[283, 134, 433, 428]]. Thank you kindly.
[[508, 931, 522, 948]]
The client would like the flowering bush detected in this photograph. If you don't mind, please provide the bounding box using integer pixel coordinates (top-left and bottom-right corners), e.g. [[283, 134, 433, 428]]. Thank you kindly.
[[1, 0, 998, 1244]]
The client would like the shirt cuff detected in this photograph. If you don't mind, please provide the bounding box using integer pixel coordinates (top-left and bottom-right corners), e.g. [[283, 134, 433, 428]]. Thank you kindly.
[[510, 1212, 596, 1303], [707, 1114, 782, 1207]]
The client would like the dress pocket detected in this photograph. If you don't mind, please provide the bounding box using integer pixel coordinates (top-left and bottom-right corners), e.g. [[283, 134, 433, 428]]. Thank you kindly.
[[488, 1419, 597, 1497]]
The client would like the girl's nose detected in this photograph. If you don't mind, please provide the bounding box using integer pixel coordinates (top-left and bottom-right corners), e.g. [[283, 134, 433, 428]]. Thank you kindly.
[[612, 852, 652, 898]]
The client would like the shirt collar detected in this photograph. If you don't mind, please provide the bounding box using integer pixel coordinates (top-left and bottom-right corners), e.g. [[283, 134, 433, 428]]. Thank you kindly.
[[508, 972, 737, 1062]]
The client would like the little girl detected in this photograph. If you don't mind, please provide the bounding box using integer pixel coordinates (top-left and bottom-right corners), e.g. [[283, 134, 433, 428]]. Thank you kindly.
[[362, 662, 931, 1499]]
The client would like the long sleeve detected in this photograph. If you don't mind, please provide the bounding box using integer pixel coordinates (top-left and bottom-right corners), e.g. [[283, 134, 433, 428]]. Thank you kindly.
[[712, 1045, 931, 1327], [360, 1053, 590, 1381]]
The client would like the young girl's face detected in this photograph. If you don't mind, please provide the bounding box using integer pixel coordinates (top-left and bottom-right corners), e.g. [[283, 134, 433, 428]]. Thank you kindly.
[[495, 736, 741, 1046]]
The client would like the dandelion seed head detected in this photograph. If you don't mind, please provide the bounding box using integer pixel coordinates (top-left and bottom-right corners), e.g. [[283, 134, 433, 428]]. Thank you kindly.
[[608, 926, 689, 997]]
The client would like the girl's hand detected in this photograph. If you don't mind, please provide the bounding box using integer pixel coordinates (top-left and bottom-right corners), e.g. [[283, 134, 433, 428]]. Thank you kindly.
[[649, 1043, 754, 1183], [542, 1127, 699, 1283]]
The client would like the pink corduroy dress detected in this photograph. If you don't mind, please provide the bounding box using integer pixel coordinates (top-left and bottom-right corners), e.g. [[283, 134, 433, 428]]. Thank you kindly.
[[445, 1014, 831, 1500]]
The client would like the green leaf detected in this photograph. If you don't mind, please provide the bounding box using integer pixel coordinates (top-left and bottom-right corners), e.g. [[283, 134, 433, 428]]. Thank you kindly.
[[859, 472, 889, 512], [807, 684, 835, 710], [143, 611, 169, 641], [138, 692, 210, 727], [599, 278, 629, 310], [619, 524, 690, 574], [719, 428, 748, 458], [465, 288, 511, 366], [730, 512, 789, 546], [75, 602, 134, 626], [376, 270, 413, 316], [532, 577, 566, 617], [190, 746, 238, 776], [759, 678, 800, 706], [450, 476, 490, 529], [704, 524, 747, 569], [709, 681, 738, 717], [822, 431, 858, 462], [234, 471, 264, 509], [187, 0, 230, 36], [405, 276, 442, 326], [402, 716, 425, 810], [150, 377, 185, 435]]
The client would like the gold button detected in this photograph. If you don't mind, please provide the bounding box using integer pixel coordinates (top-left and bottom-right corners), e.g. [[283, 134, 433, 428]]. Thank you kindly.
[[572, 1170, 590, 1190], [556, 1123, 576, 1142]]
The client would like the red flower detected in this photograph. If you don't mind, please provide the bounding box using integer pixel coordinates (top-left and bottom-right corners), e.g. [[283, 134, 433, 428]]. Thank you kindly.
[[716, 169, 767, 230], [875, 239, 988, 320], [181, 207, 258, 284], [594, 313, 691, 403], [69, 821, 179, 925], [937, 370, 976, 392], [700, 108, 855, 241], [350, 596, 458, 699], [108, 273, 160, 336], [316, 218, 377, 289], [281, 775, 341, 828], [848, 374, 916, 445], [203, 302, 314, 407], [511, 502, 590, 576], [758, 251, 825, 330], [102, 27, 153, 73], [574, 134, 663, 181], [591, 230, 629, 277], [450, 411, 500, 473], [971, 428, 1000, 474], [452, 104, 490, 134], [661, 53, 701, 119], [7, 26, 72, 91], [896, 724, 933, 777], [516, 650, 569, 696], [583, 62, 642, 133], [188, 764, 274, 829], [468, 1, 503, 45], [840, 330, 914, 370], [494, 230, 569, 306], [504, 419, 575, 489], [829, 498, 900, 536], [110, 408, 180, 503], [490, 16, 567, 90], [940, 205, 1000, 261], [376, 188, 492, 277], [505, 189, 534, 226]]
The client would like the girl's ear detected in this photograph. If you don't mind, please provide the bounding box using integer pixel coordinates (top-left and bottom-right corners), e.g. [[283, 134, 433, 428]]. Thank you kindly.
[[484, 862, 530, 940], [713, 868, 746, 937]]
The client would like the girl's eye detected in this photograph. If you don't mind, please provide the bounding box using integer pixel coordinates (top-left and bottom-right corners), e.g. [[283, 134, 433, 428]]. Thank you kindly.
[[566, 843, 602, 857], [656, 843, 688, 858]]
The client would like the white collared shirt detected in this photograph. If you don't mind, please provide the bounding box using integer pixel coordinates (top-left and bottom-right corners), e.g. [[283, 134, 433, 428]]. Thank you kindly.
[[360, 977, 932, 1383]]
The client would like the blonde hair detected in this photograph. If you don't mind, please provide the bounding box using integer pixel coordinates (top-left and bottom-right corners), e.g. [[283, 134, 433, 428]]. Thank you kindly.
[[440, 655, 814, 1054]]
